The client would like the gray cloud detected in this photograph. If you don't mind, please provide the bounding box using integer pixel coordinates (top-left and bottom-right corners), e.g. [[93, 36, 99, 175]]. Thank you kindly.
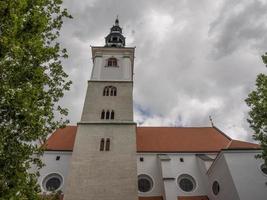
[[58, 0, 267, 142], [209, 0, 267, 58]]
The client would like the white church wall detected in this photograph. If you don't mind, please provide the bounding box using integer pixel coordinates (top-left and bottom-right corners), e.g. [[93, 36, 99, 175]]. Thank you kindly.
[[223, 150, 267, 200], [91, 53, 132, 81], [137, 153, 209, 199], [91, 56, 102, 80], [38, 151, 72, 193], [196, 153, 218, 196], [137, 153, 164, 197], [207, 153, 240, 200], [39, 150, 266, 199], [100, 55, 124, 80], [169, 154, 208, 197]]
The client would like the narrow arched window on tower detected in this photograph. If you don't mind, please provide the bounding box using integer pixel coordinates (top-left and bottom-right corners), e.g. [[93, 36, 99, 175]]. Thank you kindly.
[[100, 138, 105, 151], [106, 110, 110, 119], [101, 110, 105, 119], [107, 58, 117, 67], [105, 138, 110, 151], [103, 87, 108, 96], [110, 87, 117, 96], [103, 86, 117, 96], [111, 110, 114, 120], [110, 87, 114, 96]]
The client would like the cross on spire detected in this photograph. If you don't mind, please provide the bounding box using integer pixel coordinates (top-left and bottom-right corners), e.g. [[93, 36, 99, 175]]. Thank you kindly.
[[115, 15, 119, 26]]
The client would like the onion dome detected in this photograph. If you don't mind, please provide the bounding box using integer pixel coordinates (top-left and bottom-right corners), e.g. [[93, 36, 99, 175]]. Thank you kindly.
[[105, 17, 125, 47]]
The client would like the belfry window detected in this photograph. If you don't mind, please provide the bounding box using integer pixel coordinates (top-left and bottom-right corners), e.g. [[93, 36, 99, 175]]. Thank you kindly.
[[107, 57, 117, 67], [103, 86, 117, 96], [101, 110, 105, 119], [110, 110, 114, 120], [106, 110, 110, 119], [105, 138, 110, 151], [103, 87, 109, 96], [100, 138, 105, 151], [99, 138, 111, 152], [100, 110, 115, 120]]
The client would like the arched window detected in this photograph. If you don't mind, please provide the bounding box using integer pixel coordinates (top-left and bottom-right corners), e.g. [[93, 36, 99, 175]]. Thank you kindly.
[[111, 110, 114, 120], [106, 110, 110, 119], [103, 86, 117, 96], [110, 87, 117, 96], [105, 138, 110, 151], [101, 110, 115, 120], [107, 57, 117, 67], [110, 87, 114, 96], [101, 110, 105, 119], [103, 87, 109, 96], [100, 138, 105, 151]]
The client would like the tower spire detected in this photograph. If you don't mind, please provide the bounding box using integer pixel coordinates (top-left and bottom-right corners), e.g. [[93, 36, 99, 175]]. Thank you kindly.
[[105, 16, 125, 47], [115, 15, 119, 26]]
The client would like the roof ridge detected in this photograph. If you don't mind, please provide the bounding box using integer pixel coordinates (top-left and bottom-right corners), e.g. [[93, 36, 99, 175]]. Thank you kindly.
[[230, 139, 258, 145], [226, 140, 233, 149], [212, 126, 232, 141]]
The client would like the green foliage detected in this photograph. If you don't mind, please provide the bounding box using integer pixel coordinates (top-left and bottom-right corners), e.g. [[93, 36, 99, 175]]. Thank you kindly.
[[246, 53, 267, 165], [40, 191, 62, 200], [0, 0, 72, 199]]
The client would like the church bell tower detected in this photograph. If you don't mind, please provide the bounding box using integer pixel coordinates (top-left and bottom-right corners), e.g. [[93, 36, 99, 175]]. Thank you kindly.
[[64, 18, 138, 200]]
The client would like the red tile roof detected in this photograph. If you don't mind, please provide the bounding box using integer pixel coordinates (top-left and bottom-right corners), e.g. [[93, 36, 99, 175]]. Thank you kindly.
[[45, 126, 77, 151], [178, 196, 209, 200], [226, 139, 260, 149], [45, 126, 259, 152], [136, 127, 230, 152]]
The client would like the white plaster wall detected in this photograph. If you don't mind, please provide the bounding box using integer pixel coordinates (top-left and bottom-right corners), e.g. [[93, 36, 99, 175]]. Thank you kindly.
[[91, 54, 132, 81], [38, 151, 72, 193], [196, 153, 217, 196], [224, 151, 267, 200], [169, 154, 208, 197], [207, 154, 240, 200], [137, 153, 208, 200], [39, 150, 267, 200], [137, 154, 164, 197]]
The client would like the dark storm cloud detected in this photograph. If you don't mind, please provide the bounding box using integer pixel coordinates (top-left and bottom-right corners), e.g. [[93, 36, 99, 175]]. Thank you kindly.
[[58, 0, 267, 141]]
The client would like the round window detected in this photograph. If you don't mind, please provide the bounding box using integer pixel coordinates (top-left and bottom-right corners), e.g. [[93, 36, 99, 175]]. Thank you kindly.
[[42, 173, 63, 192], [260, 164, 267, 175], [212, 181, 220, 195], [138, 174, 153, 193], [178, 174, 196, 192]]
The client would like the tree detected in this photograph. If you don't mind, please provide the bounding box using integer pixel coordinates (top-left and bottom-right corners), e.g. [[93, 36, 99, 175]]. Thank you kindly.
[[0, 0, 72, 199], [246, 53, 267, 165]]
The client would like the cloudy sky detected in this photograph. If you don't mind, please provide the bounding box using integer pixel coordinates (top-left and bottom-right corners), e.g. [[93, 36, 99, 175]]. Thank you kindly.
[[58, 0, 267, 141]]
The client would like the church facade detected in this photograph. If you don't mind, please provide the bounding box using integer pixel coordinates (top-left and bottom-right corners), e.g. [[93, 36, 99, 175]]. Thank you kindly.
[[38, 19, 267, 200]]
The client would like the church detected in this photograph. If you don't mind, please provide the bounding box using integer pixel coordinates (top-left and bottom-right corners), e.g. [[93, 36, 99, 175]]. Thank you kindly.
[[38, 19, 267, 200]]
